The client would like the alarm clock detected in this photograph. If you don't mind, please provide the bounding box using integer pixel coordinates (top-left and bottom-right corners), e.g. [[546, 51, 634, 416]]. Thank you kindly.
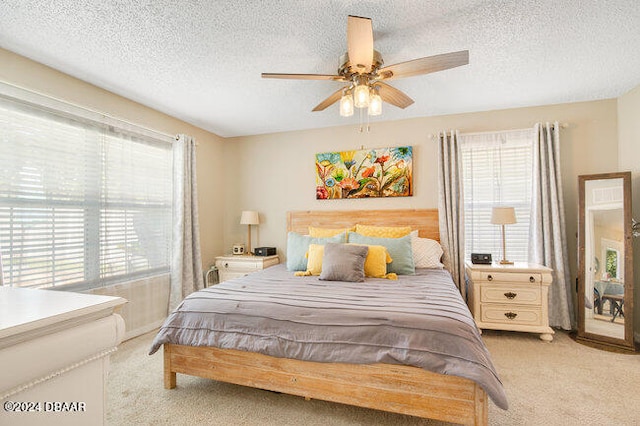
[[471, 253, 492, 264], [232, 244, 245, 255]]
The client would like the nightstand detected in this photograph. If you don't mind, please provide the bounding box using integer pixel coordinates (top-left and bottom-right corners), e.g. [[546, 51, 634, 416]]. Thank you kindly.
[[215, 254, 279, 283], [466, 261, 554, 342]]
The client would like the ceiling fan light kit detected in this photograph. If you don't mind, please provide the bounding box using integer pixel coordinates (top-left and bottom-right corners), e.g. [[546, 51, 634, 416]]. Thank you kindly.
[[368, 88, 382, 116], [339, 89, 354, 117], [262, 15, 469, 120]]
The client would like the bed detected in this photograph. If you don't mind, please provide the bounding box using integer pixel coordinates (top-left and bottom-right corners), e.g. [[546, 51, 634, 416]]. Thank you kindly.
[[151, 209, 507, 425]]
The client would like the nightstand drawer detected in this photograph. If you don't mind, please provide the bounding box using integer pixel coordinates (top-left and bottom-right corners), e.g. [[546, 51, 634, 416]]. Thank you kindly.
[[216, 259, 262, 272], [481, 285, 541, 305], [480, 271, 543, 284], [481, 305, 543, 326]]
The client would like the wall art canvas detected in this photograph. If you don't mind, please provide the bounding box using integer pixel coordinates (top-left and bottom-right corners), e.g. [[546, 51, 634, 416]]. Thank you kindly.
[[315, 146, 413, 199]]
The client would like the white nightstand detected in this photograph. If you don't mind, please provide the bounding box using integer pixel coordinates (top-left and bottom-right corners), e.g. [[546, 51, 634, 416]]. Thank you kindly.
[[466, 261, 554, 342], [215, 254, 279, 283]]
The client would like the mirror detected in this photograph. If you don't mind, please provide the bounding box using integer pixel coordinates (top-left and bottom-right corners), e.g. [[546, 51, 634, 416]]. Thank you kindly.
[[577, 172, 635, 351]]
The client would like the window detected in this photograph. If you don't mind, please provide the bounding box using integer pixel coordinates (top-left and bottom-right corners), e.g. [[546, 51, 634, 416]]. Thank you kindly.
[[0, 92, 173, 291], [460, 129, 535, 262], [605, 248, 619, 279]]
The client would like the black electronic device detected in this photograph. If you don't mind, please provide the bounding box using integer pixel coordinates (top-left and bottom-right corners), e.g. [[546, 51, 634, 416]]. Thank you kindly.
[[254, 247, 276, 256], [471, 253, 492, 264]]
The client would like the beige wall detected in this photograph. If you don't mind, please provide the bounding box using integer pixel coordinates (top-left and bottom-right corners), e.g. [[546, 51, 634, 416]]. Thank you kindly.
[[3, 46, 637, 338], [0, 48, 226, 268], [225, 100, 619, 290], [618, 83, 640, 340]]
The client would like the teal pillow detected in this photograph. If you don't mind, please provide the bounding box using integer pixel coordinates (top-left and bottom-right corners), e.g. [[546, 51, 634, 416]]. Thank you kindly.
[[348, 232, 415, 275], [286, 232, 347, 271]]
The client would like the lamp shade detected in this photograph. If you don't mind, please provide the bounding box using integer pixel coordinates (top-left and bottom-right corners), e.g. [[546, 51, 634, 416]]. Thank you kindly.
[[491, 207, 516, 225], [240, 210, 260, 225]]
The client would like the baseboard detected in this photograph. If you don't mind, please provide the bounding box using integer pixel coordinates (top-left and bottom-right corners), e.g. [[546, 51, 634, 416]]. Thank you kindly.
[[124, 319, 164, 341]]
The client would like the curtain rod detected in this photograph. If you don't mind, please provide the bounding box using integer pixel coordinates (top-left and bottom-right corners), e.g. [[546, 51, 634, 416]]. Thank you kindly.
[[428, 122, 569, 139], [0, 80, 178, 143]]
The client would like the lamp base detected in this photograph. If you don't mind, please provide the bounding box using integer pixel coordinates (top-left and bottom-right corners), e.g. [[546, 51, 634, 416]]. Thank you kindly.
[[499, 259, 514, 265]]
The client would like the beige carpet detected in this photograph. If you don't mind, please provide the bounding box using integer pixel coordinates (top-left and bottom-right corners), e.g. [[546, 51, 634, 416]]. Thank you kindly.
[[107, 330, 640, 425]]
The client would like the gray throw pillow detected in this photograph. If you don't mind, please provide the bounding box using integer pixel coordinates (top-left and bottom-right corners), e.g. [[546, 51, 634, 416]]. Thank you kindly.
[[319, 243, 368, 282]]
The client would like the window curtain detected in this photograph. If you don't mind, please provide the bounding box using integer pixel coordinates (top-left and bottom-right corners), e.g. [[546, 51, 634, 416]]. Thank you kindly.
[[529, 122, 574, 330], [169, 134, 204, 310], [437, 130, 466, 299]]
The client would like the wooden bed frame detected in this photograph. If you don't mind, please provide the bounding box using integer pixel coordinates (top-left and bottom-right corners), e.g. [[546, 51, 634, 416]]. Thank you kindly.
[[163, 209, 489, 425]]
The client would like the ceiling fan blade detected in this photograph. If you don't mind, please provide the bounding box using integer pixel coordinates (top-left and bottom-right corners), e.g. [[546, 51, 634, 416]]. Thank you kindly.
[[375, 82, 414, 109], [312, 88, 344, 111], [377, 50, 469, 80], [262, 73, 346, 81], [347, 15, 374, 73]]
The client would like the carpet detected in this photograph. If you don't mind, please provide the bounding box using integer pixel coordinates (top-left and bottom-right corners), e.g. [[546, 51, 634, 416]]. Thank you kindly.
[[107, 330, 640, 425]]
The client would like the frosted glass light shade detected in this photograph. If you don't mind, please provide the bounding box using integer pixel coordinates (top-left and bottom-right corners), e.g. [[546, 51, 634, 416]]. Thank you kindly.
[[354, 84, 370, 108], [240, 210, 260, 225], [339, 93, 354, 117], [491, 207, 516, 225], [368, 92, 382, 116]]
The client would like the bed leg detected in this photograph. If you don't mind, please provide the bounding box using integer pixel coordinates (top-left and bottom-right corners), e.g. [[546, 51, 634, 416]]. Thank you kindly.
[[474, 384, 488, 426], [164, 344, 177, 389]]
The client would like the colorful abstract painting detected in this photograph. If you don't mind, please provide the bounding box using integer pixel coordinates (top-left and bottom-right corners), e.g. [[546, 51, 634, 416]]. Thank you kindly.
[[315, 146, 413, 199]]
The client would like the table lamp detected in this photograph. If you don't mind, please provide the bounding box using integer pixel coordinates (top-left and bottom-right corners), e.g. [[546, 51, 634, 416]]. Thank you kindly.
[[491, 207, 516, 265], [240, 210, 260, 255]]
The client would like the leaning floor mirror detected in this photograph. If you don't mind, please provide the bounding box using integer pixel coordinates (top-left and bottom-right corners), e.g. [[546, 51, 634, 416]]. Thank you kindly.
[[577, 171, 635, 351]]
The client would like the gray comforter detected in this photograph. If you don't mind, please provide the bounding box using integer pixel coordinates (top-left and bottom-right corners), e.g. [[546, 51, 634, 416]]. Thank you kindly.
[[150, 265, 508, 409]]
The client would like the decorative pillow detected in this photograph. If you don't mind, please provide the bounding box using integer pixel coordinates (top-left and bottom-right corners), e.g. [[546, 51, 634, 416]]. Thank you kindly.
[[349, 243, 396, 279], [410, 231, 444, 269], [286, 232, 346, 271], [355, 224, 412, 238], [302, 243, 325, 276], [308, 226, 355, 238], [319, 243, 368, 282], [348, 232, 415, 275]]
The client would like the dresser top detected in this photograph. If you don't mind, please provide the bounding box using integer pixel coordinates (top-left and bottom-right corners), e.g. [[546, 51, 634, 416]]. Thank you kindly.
[[0, 287, 126, 343], [465, 261, 552, 273]]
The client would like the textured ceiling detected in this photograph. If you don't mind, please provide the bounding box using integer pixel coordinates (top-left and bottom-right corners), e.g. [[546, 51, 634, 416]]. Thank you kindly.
[[1, 1, 639, 138]]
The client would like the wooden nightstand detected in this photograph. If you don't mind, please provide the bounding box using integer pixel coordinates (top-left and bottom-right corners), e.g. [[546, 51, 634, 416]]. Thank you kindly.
[[466, 261, 554, 342], [215, 254, 279, 283]]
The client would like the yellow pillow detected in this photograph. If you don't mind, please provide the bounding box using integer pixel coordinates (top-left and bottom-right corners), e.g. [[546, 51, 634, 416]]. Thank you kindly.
[[309, 226, 356, 238], [294, 243, 324, 276], [355, 224, 412, 238], [294, 243, 397, 280], [349, 244, 397, 280]]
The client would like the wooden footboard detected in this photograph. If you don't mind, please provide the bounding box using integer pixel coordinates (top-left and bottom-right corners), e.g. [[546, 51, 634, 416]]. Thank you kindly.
[[163, 344, 488, 426]]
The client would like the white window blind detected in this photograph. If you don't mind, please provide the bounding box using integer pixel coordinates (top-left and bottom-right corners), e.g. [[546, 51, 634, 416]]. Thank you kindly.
[[0, 94, 173, 291], [460, 129, 535, 263]]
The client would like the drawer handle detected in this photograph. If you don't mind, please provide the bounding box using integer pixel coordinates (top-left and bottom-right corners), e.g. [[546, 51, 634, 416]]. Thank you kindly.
[[224, 263, 229, 268], [487, 275, 493, 282], [504, 312, 518, 320], [529, 276, 535, 283], [504, 292, 517, 299]]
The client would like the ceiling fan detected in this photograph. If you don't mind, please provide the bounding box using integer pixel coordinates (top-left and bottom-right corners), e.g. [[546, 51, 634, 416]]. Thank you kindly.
[[262, 15, 469, 117]]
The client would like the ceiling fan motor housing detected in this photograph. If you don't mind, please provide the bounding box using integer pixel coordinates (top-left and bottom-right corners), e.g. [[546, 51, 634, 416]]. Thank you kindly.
[[339, 50, 384, 80]]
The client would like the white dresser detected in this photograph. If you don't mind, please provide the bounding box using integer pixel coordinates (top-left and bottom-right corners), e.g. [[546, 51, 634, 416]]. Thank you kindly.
[[0, 287, 126, 425], [466, 262, 554, 342], [215, 254, 280, 283]]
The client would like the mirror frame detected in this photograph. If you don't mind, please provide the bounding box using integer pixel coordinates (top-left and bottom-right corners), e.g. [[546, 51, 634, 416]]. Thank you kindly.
[[577, 171, 635, 351]]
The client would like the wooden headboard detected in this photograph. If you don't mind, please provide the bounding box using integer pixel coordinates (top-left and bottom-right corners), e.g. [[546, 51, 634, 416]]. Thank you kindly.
[[287, 209, 439, 241]]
